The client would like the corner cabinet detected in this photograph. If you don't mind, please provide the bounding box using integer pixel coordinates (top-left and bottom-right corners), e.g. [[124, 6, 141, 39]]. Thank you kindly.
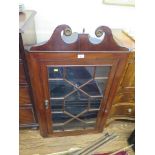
[[26, 25, 132, 137]]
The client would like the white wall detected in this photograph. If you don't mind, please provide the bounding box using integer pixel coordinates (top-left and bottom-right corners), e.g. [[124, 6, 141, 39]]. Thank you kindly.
[[20, 0, 135, 43]]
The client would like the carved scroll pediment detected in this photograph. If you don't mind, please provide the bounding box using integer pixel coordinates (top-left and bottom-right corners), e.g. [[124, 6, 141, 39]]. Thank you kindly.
[[30, 24, 128, 51]]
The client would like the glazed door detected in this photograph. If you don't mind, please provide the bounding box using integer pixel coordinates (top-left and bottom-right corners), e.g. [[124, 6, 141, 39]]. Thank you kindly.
[[41, 62, 118, 135]]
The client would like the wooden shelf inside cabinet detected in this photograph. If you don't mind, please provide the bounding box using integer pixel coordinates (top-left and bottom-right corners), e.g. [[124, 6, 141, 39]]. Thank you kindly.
[[26, 25, 133, 137]]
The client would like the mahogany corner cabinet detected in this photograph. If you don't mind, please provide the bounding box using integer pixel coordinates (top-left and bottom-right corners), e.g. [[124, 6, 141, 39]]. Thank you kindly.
[[26, 25, 132, 137]]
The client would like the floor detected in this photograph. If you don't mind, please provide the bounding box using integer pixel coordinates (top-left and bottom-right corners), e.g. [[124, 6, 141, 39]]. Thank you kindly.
[[19, 121, 135, 155]]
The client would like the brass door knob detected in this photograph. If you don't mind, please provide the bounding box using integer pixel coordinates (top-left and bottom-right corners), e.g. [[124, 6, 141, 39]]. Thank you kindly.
[[44, 100, 49, 109]]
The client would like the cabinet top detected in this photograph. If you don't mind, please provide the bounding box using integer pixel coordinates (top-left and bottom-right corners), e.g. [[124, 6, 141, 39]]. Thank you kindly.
[[29, 25, 134, 52], [19, 10, 36, 33]]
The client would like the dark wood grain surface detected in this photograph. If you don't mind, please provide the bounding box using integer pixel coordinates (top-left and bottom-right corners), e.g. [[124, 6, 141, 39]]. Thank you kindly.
[[19, 107, 36, 124]]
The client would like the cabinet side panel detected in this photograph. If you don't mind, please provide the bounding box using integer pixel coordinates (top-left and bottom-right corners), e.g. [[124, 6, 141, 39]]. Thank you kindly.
[[26, 53, 49, 137], [99, 54, 130, 130], [107, 52, 135, 122]]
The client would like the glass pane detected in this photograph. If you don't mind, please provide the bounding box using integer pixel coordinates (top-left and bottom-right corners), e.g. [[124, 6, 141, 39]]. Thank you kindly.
[[95, 66, 111, 77], [48, 67, 64, 78], [53, 124, 63, 131], [65, 67, 94, 86], [65, 90, 88, 100], [52, 112, 72, 124], [95, 79, 107, 95], [64, 119, 85, 131], [81, 81, 102, 96], [79, 111, 98, 128], [90, 98, 102, 109], [47, 66, 111, 132], [65, 91, 88, 115], [50, 99, 63, 112], [49, 80, 74, 98], [65, 102, 88, 115]]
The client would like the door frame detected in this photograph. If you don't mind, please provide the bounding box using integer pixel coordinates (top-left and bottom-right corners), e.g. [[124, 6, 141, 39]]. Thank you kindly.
[[27, 51, 128, 137], [40, 60, 119, 136]]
